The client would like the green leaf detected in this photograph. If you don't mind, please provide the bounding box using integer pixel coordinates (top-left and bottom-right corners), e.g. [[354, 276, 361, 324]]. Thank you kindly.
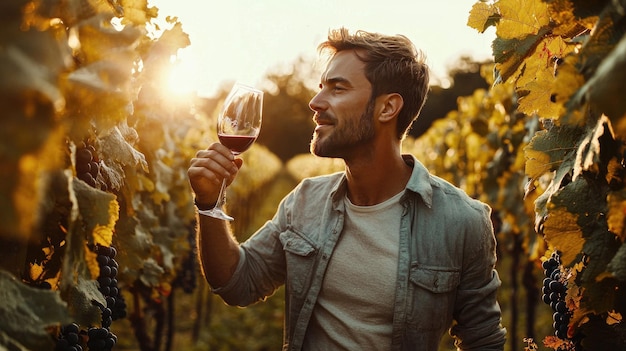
[[0, 270, 72, 351], [139, 258, 165, 288], [607, 242, 626, 282], [492, 32, 546, 83], [578, 35, 626, 130], [113, 215, 153, 280], [62, 276, 105, 326], [573, 116, 614, 179], [98, 123, 148, 192], [524, 125, 582, 182]]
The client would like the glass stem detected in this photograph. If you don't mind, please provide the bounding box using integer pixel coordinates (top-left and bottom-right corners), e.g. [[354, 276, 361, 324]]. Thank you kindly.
[[214, 178, 228, 210]]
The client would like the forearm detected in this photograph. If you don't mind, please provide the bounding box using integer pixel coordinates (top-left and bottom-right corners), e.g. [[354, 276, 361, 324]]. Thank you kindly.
[[196, 214, 241, 288]]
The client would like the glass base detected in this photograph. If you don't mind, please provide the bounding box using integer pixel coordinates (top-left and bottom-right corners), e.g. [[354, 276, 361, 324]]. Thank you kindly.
[[198, 208, 234, 221]]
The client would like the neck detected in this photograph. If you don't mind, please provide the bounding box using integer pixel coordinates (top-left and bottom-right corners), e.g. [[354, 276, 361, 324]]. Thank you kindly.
[[343, 143, 411, 206]]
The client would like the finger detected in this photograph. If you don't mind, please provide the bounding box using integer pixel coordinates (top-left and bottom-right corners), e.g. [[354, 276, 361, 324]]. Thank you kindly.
[[192, 147, 238, 178]]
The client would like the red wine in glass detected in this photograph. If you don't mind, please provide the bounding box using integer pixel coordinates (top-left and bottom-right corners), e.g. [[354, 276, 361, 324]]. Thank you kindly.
[[218, 134, 257, 155]]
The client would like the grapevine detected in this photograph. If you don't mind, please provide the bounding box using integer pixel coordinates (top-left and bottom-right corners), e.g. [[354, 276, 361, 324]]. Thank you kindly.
[[462, 0, 626, 349]]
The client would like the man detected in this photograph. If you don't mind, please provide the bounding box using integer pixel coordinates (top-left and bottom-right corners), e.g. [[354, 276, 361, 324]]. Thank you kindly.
[[188, 28, 506, 350]]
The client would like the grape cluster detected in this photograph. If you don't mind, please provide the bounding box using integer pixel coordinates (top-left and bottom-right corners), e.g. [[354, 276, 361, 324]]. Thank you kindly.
[[76, 141, 101, 189], [95, 244, 127, 322], [541, 251, 570, 339], [56, 323, 83, 351], [86, 326, 117, 351]]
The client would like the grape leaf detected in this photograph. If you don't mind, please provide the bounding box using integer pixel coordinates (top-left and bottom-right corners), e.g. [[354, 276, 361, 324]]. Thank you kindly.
[[139, 258, 165, 288], [0, 42, 65, 110], [59, 176, 114, 325], [515, 36, 578, 118], [517, 69, 562, 118], [548, 0, 596, 37], [577, 315, 626, 351], [50, 0, 118, 27], [98, 124, 148, 192], [492, 32, 547, 83], [0, 270, 71, 351], [551, 55, 586, 108], [495, 0, 551, 40], [524, 126, 582, 182], [146, 21, 191, 60], [576, 35, 626, 129], [530, 157, 572, 233], [543, 207, 585, 267], [572, 116, 612, 178], [62, 276, 105, 327], [606, 190, 626, 242], [113, 215, 153, 280], [467, 1, 500, 33], [73, 176, 119, 248], [119, 0, 157, 26], [607, 242, 626, 281], [76, 12, 143, 64]]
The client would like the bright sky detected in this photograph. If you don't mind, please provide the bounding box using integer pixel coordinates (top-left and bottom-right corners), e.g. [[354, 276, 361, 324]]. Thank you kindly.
[[149, 0, 495, 96]]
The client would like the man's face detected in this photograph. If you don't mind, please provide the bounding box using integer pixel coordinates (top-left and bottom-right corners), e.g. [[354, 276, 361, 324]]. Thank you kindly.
[[309, 50, 375, 158]]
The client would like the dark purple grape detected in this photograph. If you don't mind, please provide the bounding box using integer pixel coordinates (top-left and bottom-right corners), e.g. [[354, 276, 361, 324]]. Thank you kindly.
[[76, 148, 93, 164], [89, 161, 100, 178]]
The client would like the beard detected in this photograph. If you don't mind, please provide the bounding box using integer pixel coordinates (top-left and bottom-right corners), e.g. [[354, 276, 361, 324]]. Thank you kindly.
[[310, 97, 376, 158]]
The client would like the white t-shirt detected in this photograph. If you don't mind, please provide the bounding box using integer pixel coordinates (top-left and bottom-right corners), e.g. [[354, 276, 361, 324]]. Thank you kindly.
[[302, 190, 404, 350]]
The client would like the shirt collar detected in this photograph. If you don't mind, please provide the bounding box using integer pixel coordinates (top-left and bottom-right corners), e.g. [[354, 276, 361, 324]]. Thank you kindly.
[[402, 154, 433, 208], [328, 154, 434, 208]]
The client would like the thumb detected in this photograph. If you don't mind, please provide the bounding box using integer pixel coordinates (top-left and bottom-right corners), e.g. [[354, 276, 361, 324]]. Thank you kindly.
[[234, 158, 244, 169]]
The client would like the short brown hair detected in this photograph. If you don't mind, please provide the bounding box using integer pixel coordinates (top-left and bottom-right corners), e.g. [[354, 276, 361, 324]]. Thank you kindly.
[[318, 28, 430, 139]]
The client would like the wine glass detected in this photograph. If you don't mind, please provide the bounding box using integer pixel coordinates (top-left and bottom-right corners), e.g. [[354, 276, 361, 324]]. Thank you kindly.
[[199, 83, 263, 221]]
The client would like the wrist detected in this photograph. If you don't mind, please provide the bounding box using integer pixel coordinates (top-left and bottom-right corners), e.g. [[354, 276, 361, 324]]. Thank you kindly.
[[194, 197, 216, 211]]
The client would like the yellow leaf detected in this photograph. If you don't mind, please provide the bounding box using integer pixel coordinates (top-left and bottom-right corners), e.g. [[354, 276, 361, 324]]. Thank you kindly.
[[84, 243, 100, 280], [552, 56, 586, 106], [543, 208, 585, 266], [607, 190, 626, 242], [73, 178, 120, 248], [524, 147, 553, 180], [517, 77, 562, 119], [29, 262, 44, 281], [496, 0, 551, 39], [467, 1, 498, 33], [515, 36, 578, 118], [607, 310, 622, 325]]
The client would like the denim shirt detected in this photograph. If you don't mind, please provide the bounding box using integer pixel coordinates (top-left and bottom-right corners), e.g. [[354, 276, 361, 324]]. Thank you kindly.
[[213, 155, 506, 351]]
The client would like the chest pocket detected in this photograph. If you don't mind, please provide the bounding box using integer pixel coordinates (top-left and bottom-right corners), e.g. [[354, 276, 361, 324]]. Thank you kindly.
[[408, 265, 460, 330], [279, 230, 319, 298], [410, 266, 460, 292]]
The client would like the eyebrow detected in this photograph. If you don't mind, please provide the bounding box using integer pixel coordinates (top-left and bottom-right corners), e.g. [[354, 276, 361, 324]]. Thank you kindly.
[[321, 76, 352, 86]]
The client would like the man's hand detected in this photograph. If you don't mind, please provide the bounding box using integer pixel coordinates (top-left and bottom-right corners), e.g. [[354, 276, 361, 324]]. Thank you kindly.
[[188, 142, 243, 205]]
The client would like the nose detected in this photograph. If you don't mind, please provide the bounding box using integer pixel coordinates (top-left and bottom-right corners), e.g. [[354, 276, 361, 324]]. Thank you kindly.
[[309, 91, 327, 113]]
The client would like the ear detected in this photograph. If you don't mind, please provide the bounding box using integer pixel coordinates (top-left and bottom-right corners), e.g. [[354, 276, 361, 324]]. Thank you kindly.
[[377, 93, 404, 123]]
